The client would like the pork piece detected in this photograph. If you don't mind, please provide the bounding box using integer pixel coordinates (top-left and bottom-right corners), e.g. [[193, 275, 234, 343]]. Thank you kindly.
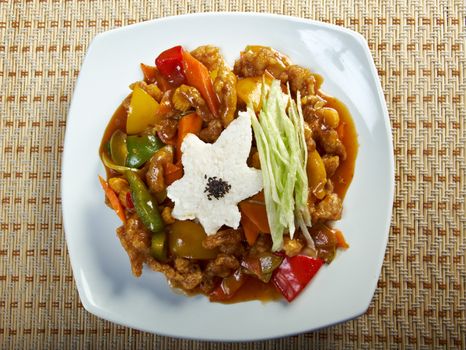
[[313, 193, 343, 222], [286, 65, 316, 97], [171, 84, 214, 121], [129, 80, 163, 102], [116, 214, 152, 277], [214, 67, 237, 126], [145, 147, 174, 193], [205, 254, 240, 278], [191, 45, 224, 71], [199, 274, 218, 294], [316, 129, 347, 160], [303, 121, 317, 153], [157, 118, 178, 144], [146, 257, 203, 291], [202, 228, 245, 256], [322, 155, 340, 177], [234, 46, 291, 79], [249, 234, 273, 255], [191, 45, 237, 127], [199, 119, 223, 143]]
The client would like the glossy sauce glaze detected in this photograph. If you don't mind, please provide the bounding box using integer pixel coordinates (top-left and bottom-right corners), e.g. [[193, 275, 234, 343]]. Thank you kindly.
[[100, 80, 358, 304], [220, 92, 358, 304], [324, 94, 358, 199]]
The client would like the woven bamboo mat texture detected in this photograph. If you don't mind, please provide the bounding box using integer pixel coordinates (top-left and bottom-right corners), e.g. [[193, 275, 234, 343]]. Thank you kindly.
[[0, 0, 465, 348]]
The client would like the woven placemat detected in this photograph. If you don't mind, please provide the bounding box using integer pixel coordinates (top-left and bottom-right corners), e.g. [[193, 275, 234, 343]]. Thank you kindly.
[[1, 0, 464, 348]]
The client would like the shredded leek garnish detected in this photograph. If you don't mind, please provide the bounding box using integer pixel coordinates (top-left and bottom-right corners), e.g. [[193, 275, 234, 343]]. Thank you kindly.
[[249, 80, 315, 251]]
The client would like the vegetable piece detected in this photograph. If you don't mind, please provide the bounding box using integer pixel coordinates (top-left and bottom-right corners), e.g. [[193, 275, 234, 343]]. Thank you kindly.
[[310, 223, 338, 263], [272, 255, 324, 302], [209, 269, 247, 302], [126, 86, 160, 135], [241, 253, 283, 283], [249, 80, 316, 252], [236, 74, 273, 112], [125, 192, 134, 209], [98, 175, 126, 223], [126, 134, 164, 168], [151, 233, 168, 262], [163, 162, 183, 185], [335, 229, 349, 249], [306, 150, 327, 199], [249, 80, 297, 250], [125, 171, 164, 233], [101, 152, 140, 175], [237, 77, 263, 112], [168, 220, 218, 259], [141, 63, 158, 83], [288, 92, 315, 251], [240, 214, 260, 246], [182, 50, 220, 117], [109, 130, 128, 166], [239, 192, 270, 233], [176, 112, 203, 162], [155, 45, 186, 86]]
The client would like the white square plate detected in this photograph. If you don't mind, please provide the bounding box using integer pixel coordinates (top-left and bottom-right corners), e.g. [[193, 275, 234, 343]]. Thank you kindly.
[[62, 13, 394, 341]]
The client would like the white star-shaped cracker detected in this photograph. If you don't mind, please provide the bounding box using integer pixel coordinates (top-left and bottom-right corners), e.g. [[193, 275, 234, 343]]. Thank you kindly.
[[167, 111, 263, 234]]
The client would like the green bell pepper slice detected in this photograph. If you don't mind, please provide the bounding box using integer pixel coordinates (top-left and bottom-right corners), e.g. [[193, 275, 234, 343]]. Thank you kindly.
[[125, 171, 166, 261], [109, 129, 128, 166], [151, 234, 168, 262], [126, 134, 164, 168]]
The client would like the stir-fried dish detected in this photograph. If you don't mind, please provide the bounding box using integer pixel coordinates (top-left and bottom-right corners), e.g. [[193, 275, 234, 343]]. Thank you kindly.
[[99, 45, 358, 303]]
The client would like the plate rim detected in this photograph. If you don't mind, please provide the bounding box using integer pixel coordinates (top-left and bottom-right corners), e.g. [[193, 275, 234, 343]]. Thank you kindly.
[[62, 11, 394, 341]]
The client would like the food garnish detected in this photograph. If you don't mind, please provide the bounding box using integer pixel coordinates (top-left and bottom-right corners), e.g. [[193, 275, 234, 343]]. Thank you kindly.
[[249, 80, 314, 251], [98, 45, 357, 303], [167, 111, 262, 234]]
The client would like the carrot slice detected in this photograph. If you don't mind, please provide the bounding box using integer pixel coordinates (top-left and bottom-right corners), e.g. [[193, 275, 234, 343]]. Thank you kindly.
[[140, 63, 157, 84], [241, 214, 260, 246], [239, 192, 270, 234], [164, 162, 183, 185], [182, 50, 220, 117], [176, 112, 203, 162], [335, 230, 349, 249], [98, 175, 126, 223]]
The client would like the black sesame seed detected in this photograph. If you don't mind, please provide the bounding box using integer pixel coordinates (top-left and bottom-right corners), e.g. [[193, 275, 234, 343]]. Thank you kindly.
[[204, 175, 231, 200]]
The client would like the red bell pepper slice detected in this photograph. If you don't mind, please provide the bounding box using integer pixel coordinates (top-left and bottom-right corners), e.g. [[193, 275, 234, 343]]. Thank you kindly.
[[155, 46, 220, 116], [125, 192, 134, 209], [272, 255, 324, 302], [155, 45, 186, 86]]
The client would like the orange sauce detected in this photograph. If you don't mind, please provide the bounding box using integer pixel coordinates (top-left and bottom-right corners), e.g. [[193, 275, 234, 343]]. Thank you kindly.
[[322, 93, 358, 199], [220, 276, 282, 304], [99, 101, 128, 155], [99, 74, 358, 304], [99, 101, 129, 178]]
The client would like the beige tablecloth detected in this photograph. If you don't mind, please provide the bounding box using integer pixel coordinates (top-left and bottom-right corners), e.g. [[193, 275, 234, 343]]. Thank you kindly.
[[0, 0, 465, 348]]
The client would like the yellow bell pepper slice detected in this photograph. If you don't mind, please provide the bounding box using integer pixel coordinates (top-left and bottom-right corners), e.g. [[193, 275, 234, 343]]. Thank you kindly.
[[126, 86, 159, 135], [306, 150, 327, 200], [236, 74, 273, 112]]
